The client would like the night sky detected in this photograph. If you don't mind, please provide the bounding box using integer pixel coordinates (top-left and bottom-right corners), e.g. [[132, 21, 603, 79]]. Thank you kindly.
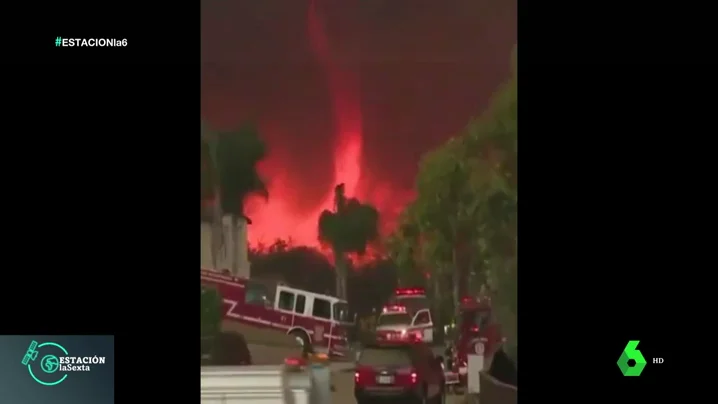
[[201, 0, 516, 247]]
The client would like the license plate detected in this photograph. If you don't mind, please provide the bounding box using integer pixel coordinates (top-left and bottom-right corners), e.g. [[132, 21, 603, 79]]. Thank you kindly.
[[376, 375, 394, 384]]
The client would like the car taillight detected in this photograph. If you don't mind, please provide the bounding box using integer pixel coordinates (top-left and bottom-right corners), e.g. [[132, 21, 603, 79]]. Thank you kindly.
[[402, 331, 422, 342], [411, 372, 418, 384], [284, 357, 306, 368], [471, 325, 479, 332], [354, 371, 360, 383]]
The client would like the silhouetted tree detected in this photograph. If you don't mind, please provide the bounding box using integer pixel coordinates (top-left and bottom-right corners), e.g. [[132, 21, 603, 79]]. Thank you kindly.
[[201, 123, 268, 271], [251, 241, 335, 294], [249, 240, 395, 313], [318, 184, 380, 299], [388, 52, 517, 362]]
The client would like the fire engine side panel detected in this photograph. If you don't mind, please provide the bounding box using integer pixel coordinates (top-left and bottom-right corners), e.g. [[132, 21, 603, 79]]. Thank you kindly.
[[482, 323, 501, 358], [202, 273, 349, 354], [274, 287, 346, 351], [456, 324, 501, 367], [202, 276, 290, 345], [291, 295, 333, 349], [291, 312, 332, 349]]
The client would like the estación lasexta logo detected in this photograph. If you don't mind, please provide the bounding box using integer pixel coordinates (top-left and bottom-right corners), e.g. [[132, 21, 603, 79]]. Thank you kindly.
[[22, 340, 70, 385]]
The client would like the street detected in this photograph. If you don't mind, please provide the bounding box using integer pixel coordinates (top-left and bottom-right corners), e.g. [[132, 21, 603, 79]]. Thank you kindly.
[[248, 343, 467, 404], [332, 369, 468, 404]]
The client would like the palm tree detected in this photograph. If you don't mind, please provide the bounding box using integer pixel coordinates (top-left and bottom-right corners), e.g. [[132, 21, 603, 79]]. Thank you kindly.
[[201, 123, 268, 274], [318, 184, 380, 299]]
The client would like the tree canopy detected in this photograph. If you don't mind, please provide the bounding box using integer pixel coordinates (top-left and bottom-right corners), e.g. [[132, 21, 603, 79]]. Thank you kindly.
[[318, 184, 380, 254], [201, 123, 269, 271], [201, 124, 268, 216], [318, 183, 380, 299], [249, 240, 397, 315], [388, 60, 517, 360]]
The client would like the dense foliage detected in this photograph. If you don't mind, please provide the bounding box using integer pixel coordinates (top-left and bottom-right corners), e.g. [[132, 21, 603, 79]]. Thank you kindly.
[[388, 58, 517, 361], [201, 286, 223, 361], [250, 241, 397, 316], [318, 184, 380, 299], [201, 123, 268, 269]]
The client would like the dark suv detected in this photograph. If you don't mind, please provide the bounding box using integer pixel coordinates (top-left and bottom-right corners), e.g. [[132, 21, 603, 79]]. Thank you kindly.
[[202, 332, 253, 366], [354, 342, 445, 404]]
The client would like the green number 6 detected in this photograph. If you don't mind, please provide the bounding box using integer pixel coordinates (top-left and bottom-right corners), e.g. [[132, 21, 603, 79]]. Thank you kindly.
[[617, 340, 647, 376]]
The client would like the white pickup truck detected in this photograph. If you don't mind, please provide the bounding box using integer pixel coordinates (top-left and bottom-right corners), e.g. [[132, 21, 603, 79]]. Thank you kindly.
[[201, 362, 333, 404], [202, 365, 308, 404]]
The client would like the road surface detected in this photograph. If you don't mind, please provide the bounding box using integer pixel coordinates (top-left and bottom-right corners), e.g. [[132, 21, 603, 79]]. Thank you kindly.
[[248, 343, 467, 404], [331, 369, 468, 404]]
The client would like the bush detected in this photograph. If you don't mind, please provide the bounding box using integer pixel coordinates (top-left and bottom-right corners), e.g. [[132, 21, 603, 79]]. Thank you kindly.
[[201, 286, 222, 337], [201, 286, 222, 361], [209, 332, 252, 365]]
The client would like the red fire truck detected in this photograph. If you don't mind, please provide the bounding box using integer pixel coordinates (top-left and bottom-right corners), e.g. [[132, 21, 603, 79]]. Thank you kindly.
[[376, 288, 435, 343], [200, 268, 353, 357], [449, 295, 503, 386]]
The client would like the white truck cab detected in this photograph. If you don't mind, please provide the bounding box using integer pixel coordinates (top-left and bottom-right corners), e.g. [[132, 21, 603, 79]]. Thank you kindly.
[[375, 304, 434, 343]]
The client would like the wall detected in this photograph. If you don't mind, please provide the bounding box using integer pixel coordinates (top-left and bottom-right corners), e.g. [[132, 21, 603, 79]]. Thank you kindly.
[[477, 371, 517, 404], [201, 215, 251, 278]]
